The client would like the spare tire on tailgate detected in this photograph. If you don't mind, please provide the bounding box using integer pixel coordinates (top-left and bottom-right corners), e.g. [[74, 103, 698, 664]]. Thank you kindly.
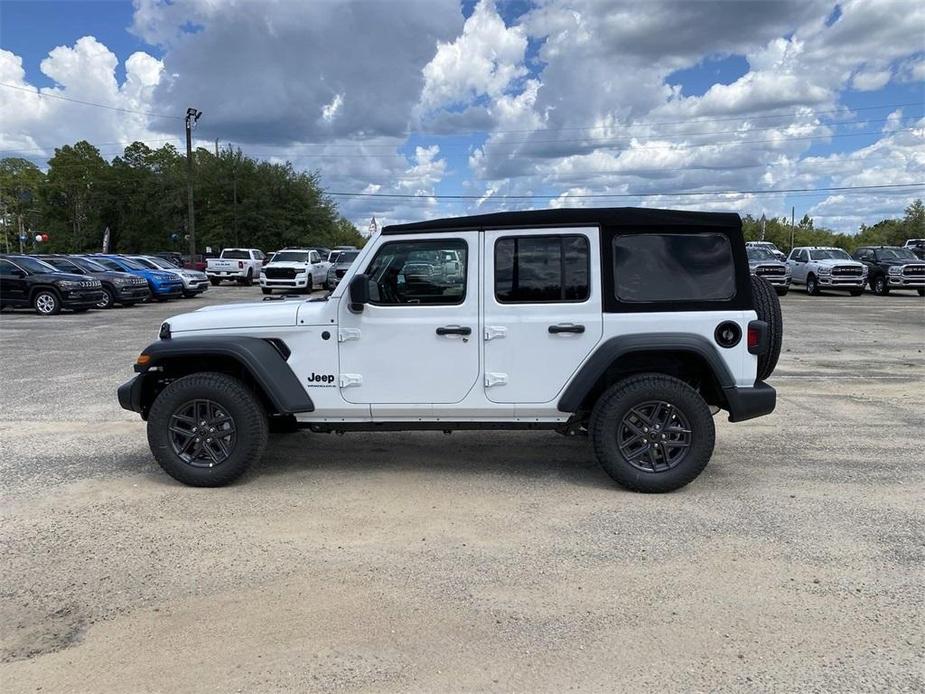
[[750, 275, 782, 381]]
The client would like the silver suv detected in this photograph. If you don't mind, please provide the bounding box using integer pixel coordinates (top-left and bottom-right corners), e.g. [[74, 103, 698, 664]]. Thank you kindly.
[[787, 246, 867, 296]]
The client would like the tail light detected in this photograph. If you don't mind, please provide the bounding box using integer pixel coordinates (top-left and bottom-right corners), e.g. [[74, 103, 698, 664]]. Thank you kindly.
[[747, 320, 768, 355], [238, 261, 244, 269]]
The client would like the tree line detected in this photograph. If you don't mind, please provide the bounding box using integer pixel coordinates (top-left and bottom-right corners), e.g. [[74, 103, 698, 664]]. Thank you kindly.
[[0, 141, 366, 256], [1, 139, 922, 255]]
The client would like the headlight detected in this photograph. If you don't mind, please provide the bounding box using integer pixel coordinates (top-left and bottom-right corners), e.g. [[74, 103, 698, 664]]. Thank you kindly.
[[817, 265, 832, 274], [57, 281, 80, 290], [296, 269, 307, 274], [784, 265, 792, 276], [888, 266, 902, 275], [112, 277, 130, 287]]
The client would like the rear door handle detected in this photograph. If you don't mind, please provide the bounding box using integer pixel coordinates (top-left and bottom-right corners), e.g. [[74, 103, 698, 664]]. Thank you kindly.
[[548, 324, 585, 334], [436, 326, 472, 336]]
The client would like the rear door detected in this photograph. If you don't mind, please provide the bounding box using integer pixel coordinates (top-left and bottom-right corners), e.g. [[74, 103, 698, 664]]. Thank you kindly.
[[482, 228, 603, 404]]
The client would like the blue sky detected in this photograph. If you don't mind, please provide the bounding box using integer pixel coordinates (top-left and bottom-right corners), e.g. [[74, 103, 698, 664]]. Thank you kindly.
[[1, 0, 923, 231]]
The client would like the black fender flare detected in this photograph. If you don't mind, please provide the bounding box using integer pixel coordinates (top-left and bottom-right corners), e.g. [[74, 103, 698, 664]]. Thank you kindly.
[[557, 333, 735, 413], [125, 336, 314, 415]]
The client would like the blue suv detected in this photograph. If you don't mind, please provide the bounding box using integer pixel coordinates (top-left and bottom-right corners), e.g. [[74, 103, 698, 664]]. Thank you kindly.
[[88, 255, 183, 301]]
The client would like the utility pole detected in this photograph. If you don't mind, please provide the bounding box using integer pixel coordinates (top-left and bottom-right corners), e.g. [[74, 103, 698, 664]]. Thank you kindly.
[[790, 206, 795, 252], [185, 107, 202, 260]]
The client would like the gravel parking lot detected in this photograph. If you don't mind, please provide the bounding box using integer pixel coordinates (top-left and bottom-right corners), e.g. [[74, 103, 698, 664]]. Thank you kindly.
[[1, 287, 922, 692]]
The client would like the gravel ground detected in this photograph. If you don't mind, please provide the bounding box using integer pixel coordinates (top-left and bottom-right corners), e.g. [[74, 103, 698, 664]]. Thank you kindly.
[[0, 285, 922, 693]]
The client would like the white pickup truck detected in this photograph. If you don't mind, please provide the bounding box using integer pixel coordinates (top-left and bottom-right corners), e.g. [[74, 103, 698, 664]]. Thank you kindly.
[[206, 248, 266, 286]]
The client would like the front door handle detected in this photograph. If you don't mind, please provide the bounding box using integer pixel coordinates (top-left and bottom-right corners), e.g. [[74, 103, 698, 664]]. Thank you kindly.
[[548, 323, 585, 334], [436, 326, 472, 336]]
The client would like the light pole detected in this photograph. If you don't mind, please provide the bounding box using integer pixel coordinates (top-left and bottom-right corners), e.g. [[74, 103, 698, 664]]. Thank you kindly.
[[185, 107, 202, 259]]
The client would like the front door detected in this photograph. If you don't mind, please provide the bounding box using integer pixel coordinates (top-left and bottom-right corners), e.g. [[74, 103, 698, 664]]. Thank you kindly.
[[337, 233, 480, 409], [0, 259, 29, 305], [482, 227, 603, 404]]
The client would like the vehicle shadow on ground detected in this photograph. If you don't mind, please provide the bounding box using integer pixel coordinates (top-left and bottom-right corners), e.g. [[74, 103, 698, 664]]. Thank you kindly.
[[256, 430, 618, 491]]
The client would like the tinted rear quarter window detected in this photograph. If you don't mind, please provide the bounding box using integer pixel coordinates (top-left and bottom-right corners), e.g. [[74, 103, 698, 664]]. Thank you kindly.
[[495, 235, 589, 303], [612, 233, 735, 302]]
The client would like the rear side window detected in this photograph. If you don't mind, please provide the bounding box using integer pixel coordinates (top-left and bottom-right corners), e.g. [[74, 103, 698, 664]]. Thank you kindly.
[[612, 233, 734, 302], [495, 235, 589, 303]]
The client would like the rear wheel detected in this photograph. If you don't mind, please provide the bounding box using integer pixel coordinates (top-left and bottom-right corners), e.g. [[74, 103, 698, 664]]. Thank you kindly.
[[238, 270, 253, 286], [806, 274, 820, 296], [750, 275, 782, 381], [590, 373, 715, 493], [147, 372, 268, 487], [33, 290, 61, 316]]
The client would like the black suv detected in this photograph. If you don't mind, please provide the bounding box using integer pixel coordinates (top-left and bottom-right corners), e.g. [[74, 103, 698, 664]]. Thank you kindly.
[[852, 246, 925, 296], [39, 255, 151, 308], [0, 254, 105, 315]]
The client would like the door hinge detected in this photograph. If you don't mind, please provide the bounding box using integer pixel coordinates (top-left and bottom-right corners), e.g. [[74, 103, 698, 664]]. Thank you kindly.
[[484, 325, 507, 341], [484, 372, 508, 387], [338, 328, 361, 342], [339, 373, 363, 388]]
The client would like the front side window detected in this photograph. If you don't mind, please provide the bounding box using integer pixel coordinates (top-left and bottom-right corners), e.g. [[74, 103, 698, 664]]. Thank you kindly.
[[612, 233, 735, 303], [364, 238, 467, 305], [494, 235, 590, 303]]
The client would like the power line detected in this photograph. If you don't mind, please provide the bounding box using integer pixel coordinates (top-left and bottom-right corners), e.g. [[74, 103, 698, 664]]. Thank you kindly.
[[325, 183, 924, 201], [0, 82, 183, 119], [0, 138, 180, 155]]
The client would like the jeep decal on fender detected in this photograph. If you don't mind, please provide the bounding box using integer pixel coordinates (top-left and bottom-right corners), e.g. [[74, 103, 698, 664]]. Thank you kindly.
[[307, 372, 336, 387]]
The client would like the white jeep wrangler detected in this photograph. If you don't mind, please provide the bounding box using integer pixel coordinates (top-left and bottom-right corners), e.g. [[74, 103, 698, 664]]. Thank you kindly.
[[119, 208, 780, 493]]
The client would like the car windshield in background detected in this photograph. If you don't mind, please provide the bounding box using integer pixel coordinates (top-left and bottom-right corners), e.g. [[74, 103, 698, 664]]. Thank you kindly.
[[117, 258, 147, 270], [878, 248, 918, 260], [70, 257, 107, 272], [222, 250, 250, 259], [273, 251, 309, 263], [132, 258, 160, 269], [747, 248, 777, 261], [16, 257, 59, 273], [810, 249, 851, 260], [336, 251, 359, 263], [145, 257, 178, 270]]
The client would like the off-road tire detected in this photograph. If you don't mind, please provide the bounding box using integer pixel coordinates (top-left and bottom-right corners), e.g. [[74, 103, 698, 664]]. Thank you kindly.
[[97, 287, 115, 309], [33, 289, 61, 315], [806, 274, 820, 296], [147, 372, 268, 487], [750, 275, 782, 381], [209, 277, 221, 286], [872, 276, 889, 296], [590, 373, 715, 493], [261, 288, 272, 295]]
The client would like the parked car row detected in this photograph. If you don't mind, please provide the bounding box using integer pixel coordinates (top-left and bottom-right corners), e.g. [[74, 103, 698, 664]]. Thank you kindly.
[[0, 252, 209, 315]]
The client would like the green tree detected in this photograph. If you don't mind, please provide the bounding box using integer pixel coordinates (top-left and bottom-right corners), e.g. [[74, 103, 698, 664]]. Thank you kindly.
[[0, 158, 45, 252]]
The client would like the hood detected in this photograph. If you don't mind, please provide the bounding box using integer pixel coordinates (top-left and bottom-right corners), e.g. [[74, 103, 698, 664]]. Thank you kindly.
[[31, 271, 90, 282], [168, 299, 304, 333], [813, 258, 863, 267], [94, 270, 145, 282]]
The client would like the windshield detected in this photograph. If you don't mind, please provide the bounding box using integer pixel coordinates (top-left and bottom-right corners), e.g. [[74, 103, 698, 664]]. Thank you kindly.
[[44, 257, 81, 272], [810, 249, 851, 260], [144, 256, 177, 269], [131, 257, 161, 269], [273, 251, 309, 263], [878, 248, 918, 260], [16, 257, 60, 274], [70, 257, 107, 272], [747, 247, 777, 261], [336, 251, 359, 264], [113, 257, 146, 270], [221, 250, 250, 259]]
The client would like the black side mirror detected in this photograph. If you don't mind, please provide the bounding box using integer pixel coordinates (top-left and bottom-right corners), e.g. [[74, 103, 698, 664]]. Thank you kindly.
[[349, 273, 370, 313]]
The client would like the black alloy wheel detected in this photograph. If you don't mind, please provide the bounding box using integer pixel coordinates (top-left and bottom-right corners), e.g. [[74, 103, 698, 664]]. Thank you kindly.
[[617, 400, 692, 473], [168, 399, 236, 468]]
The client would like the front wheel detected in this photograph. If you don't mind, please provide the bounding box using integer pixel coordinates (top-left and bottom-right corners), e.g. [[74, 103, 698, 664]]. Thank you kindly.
[[97, 287, 115, 309], [918, 288, 925, 297], [33, 290, 61, 316], [261, 288, 272, 295], [209, 277, 221, 286], [849, 288, 864, 296], [872, 276, 889, 295], [775, 287, 788, 296], [147, 372, 268, 487], [806, 274, 821, 296], [590, 373, 715, 493]]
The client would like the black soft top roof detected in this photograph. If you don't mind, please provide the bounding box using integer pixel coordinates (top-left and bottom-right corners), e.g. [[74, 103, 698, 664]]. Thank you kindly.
[[382, 207, 741, 235]]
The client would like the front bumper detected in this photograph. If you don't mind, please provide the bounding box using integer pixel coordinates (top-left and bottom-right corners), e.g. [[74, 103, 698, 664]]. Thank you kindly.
[[182, 279, 210, 293], [888, 275, 925, 288], [818, 275, 865, 287], [724, 382, 776, 422], [260, 275, 310, 288], [151, 283, 184, 298], [116, 285, 151, 301], [61, 289, 105, 308], [118, 375, 144, 415]]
